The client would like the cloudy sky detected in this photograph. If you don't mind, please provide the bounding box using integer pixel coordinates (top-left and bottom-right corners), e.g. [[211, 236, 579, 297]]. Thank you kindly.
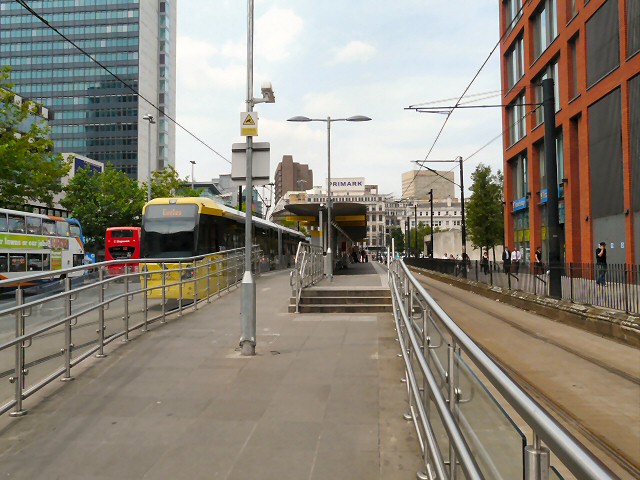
[[174, 0, 503, 201]]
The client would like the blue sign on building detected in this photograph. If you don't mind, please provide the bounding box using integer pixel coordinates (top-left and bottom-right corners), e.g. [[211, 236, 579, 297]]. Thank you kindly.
[[512, 197, 528, 212], [75, 158, 103, 177]]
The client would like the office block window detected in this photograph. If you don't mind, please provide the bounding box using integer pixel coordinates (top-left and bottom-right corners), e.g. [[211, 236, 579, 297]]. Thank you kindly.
[[504, 0, 523, 33], [586, 0, 620, 87], [533, 0, 558, 59], [569, 35, 579, 99], [511, 153, 528, 199], [507, 92, 527, 145], [506, 36, 525, 90], [533, 60, 560, 126]]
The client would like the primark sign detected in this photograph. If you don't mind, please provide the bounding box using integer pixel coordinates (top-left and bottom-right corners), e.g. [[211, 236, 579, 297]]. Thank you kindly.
[[328, 177, 365, 192]]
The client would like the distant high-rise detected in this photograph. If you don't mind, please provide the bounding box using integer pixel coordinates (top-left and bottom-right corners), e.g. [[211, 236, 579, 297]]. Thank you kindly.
[[274, 155, 313, 204], [401, 170, 455, 201], [0, 0, 176, 181]]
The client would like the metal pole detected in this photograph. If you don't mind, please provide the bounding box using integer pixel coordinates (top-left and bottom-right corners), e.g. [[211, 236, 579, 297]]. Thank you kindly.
[[543, 78, 562, 299], [459, 156, 468, 279], [430, 189, 434, 257], [326, 118, 333, 282], [240, 0, 256, 356], [143, 115, 155, 202], [414, 203, 418, 257], [190, 160, 195, 189]]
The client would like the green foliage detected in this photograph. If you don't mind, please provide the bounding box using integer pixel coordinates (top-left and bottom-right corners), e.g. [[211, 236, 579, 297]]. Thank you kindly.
[[405, 222, 432, 252], [61, 164, 146, 251], [465, 164, 504, 253], [390, 227, 405, 252], [0, 66, 70, 209], [147, 165, 203, 199]]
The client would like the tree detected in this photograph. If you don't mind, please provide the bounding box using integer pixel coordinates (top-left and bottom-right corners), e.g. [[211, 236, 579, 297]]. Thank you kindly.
[[62, 164, 146, 252], [0, 66, 70, 209], [390, 226, 405, 252], [405, 222, 432, 255], [465, 164, 504, 255], [147, 165, 203, 199]]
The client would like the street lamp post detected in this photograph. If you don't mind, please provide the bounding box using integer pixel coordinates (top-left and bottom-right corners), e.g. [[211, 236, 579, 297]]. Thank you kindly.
[[414, 203, 418, 257], [429, 189, 434, 257], [190, 160, 196, 189], [287, 115, 371, 281], [142, 114, 155, 202]]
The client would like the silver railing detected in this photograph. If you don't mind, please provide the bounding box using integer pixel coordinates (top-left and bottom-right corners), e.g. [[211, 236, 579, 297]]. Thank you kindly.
[[0, 246, 261, 417], [389, 259, 616, 480], [289, 242, 324, 313]]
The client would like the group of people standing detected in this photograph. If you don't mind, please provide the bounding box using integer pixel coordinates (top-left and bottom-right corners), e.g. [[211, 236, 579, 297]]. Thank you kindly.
[[351, 247, 368, 263]]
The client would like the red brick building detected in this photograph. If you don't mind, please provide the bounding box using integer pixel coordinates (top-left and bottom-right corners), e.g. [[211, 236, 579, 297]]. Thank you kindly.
[[500, 0, 639, 264]]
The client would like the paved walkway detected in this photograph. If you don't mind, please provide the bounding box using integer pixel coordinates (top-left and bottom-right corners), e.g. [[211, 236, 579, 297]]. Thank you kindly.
[[0, 262, 422, 479]]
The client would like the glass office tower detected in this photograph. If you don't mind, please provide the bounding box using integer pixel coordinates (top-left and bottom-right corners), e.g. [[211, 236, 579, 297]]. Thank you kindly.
[[0, 0, 176, 181]]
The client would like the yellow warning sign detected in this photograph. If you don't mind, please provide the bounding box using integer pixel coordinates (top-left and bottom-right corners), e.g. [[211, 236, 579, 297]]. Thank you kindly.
[[241, 112, 258, 136]]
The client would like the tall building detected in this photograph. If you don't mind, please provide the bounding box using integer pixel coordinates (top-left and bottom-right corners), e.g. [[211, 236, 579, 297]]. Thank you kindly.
[[401, 169, 456, 201], [500, 0, 639, 264], [274, 155, 313, 204], [0, 0, 176, 181]]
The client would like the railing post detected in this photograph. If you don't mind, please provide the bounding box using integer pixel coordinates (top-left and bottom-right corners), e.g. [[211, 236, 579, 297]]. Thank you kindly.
[[525, 433, 550, 480], [96, 266, 107, 358], [61, 276, 74, 382], [142, 264, 149, 332], [569, 262, 574, 303], [122, 265, 130, 342], [193, 260, 199, 311], [10, 288, 28, 417], [448, 341, 458, 479], [178, 261, 184, 316], [161, 264, 167, 323], [206, 256, 211, 303], [624, 264, 629, 314]]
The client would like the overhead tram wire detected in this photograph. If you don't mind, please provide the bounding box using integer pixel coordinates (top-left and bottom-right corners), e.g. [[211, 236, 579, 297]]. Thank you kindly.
[[15, 0, 230, 165], [400, 104, 542, 201], [401, 1, 528, 199]]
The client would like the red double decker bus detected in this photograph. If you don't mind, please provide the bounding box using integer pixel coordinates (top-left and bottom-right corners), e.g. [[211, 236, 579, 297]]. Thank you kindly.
[[105, 226, 141, 274]]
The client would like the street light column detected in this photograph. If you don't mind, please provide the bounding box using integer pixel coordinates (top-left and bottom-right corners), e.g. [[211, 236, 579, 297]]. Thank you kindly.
[[142, 114, 155, 202], [190, 160, 196, 189], [326, 117, 333, 281]]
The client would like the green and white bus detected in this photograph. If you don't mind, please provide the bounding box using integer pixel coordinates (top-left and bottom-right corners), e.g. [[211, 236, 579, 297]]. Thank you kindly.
[[0, 208, 85, 288]]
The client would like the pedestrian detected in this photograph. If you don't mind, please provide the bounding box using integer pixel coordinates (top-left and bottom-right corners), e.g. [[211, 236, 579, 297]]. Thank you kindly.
[[502, 245, 511, 274], [481, 251, 489, 274], [443, 252, 448, 259], [352, 247, 358, 263], [595, 241, 607, 286], [534, 246, 543, 275], [510, 247, 521, 274], [360, 247, 366, 263]]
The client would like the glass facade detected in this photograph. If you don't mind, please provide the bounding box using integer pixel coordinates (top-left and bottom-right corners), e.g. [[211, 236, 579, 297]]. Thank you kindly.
[[0, 0, 173, 179]]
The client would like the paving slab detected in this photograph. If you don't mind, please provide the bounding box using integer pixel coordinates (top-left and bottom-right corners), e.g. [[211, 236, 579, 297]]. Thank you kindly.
[[0, 262, 422, 479]]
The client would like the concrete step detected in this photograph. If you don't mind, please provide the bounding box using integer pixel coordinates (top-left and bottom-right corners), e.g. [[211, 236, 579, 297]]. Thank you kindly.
[[288, 303, 393, 314], [302, 287, 390, 298], [293, 296, 391, 305]]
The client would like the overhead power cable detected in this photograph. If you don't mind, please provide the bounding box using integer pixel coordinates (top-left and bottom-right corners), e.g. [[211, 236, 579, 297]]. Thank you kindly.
[[15, 0, 231, 164], [401, 1, 527, 199]]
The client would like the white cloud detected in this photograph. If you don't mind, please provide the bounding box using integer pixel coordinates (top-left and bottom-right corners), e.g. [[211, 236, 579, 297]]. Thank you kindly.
[[255, 7, 304, 62], [331, 40, 376, 64]]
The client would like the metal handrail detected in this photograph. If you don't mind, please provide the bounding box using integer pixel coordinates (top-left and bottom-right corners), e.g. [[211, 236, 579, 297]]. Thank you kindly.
[[289, 242, 324, 313], [0, 246, 261, 417], [389, 258, 617, 480]]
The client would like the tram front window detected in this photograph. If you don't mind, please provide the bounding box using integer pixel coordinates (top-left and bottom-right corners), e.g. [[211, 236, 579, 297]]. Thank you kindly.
[[142, 204, 199, 259]]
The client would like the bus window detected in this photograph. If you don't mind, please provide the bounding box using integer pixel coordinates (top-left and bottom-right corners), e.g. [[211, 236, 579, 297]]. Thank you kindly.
[[56, 220, 70, 237], [9, 254, 27, 272], [69, 224, 82, 238], [43, 219, 56, 235], [42, 254, 50, 271], [111, 229, 135, 238], [0, 253, 7, 272], [28, 254, 43, 271], [8, 215, 25, 234], [26, 217, 42, 235], [0, 213, 7, 232]]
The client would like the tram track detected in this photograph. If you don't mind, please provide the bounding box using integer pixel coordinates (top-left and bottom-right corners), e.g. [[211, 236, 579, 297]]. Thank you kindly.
[[411, 270, 640, 479]]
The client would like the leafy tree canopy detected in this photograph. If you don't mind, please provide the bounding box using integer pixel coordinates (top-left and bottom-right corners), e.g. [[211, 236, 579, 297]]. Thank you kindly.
[[147, 165, 203, 199], [465, 164, 504, 252], [0, 66, 70, 209], [61, 164, 146, 251], [390, 226, 405, 252]]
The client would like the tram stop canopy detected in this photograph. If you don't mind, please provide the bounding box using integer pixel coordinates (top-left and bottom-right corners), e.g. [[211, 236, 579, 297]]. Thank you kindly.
[[282, 202, 367, 242]]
